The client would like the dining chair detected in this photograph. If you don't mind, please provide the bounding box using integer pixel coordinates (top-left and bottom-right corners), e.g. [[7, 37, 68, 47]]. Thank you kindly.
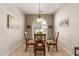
[[33, 34, 46, 56], [47, 32, 59, 51], [24, 32, 34, 51]]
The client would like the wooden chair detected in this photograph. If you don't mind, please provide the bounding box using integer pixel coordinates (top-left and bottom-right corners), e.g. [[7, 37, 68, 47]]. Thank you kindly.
[[24, 32, 34, 51], [47, 32, 59, 51], [74, 47, 79, 56], [34, 34, 46, 56]]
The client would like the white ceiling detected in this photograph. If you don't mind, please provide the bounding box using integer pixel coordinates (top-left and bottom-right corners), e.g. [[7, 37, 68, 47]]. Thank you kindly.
[[16, 3, 63, 14]]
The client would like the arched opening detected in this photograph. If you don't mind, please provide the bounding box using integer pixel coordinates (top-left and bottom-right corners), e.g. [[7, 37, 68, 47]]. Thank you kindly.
[[32, 18, 47, 39]]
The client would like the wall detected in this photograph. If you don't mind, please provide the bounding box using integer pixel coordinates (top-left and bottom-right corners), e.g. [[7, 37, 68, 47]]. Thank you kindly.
[[54, 4, 79, 55], [0, 4, 25, 55], [25, 14, 54, 39]]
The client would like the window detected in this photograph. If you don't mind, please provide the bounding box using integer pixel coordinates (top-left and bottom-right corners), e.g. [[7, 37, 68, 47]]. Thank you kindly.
[[33, 18, 47, 34], [32, 18, 47, 38]]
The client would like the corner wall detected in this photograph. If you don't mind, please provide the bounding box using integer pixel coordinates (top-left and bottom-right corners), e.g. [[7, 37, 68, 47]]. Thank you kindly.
[[54, 4, 79, 55], [0, 4, 25, 55]]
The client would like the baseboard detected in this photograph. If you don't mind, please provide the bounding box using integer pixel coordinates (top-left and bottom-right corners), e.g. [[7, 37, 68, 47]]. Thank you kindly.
[[4, 40, 25, 56], [59, 44, 73, 56]]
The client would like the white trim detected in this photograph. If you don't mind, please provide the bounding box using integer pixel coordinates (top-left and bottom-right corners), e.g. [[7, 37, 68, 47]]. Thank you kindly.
[[59, 44, 73, 56], [4, 40, 25, 56]]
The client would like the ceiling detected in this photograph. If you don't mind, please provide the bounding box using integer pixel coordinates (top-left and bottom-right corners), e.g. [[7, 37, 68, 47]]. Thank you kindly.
[[16, 3, 63, 14]]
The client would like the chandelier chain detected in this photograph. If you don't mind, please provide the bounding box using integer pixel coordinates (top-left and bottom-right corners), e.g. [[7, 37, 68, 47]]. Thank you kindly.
[[39, 3, 41, 18]]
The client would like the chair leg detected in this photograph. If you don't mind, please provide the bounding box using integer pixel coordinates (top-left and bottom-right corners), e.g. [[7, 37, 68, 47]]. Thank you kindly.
[[44, 51, 45, 56], [44, 50, 45, 56], [47, 42, 49, 51], [25, 44, 30, 51], [25, 43, 27, 51], [48, 45, 50, 51], [35, 51, 36, 56], [56, 45, 58, 51], [74, 48, 76, 56]]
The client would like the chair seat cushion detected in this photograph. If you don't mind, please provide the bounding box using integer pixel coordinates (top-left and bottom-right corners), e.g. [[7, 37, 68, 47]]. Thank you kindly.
[[27, 40, 34, 44], [47, 40, 56, 43], [47, 40, 56, 44], [35, 46, 44, 50], [37, 43, 43, 46]]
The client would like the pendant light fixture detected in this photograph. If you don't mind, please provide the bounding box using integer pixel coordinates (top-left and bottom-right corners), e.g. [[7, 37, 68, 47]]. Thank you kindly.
[[37, 3, 43, 22]]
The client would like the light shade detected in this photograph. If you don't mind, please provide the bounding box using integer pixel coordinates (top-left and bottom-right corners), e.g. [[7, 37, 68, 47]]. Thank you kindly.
[[37, 18, 44, 22]]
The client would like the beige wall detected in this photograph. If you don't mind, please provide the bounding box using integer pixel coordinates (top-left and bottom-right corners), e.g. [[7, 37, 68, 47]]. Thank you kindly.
[[54, 4, 79, 55], [0, 4, 25, 55], [25, 14, 54, 39]]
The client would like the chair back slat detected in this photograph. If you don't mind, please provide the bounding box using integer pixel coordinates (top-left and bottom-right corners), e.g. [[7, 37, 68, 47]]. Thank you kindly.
[[34, 34, 46, 46], [55, 32, 59, 43], [53, 32, 59, 43]]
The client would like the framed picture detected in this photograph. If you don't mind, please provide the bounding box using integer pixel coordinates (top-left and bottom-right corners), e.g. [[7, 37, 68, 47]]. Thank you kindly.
[[59, 18, 69, 27], [7, 15, 9, 28], [48, 25, 52, 29], [27, 25, 31, 29], [7, 14, 19, 29]]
